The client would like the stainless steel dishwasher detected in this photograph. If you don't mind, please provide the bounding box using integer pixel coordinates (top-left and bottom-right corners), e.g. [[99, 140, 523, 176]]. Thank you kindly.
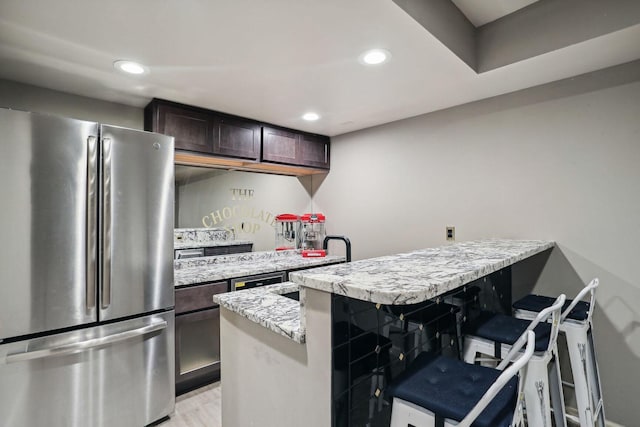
[[174, 281, 228, 395], [230, 271, 286, 291]]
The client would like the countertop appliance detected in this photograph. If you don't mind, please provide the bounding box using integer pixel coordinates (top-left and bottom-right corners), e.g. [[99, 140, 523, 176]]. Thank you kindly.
[[275, 213, 300, 251], [300, 213, 326, 257], [0, 109, 175, 427]]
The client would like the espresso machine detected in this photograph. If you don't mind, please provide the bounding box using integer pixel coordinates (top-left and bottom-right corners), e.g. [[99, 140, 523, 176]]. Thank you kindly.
[[300, 213, 326, 257], [275, 214, 300, 251]]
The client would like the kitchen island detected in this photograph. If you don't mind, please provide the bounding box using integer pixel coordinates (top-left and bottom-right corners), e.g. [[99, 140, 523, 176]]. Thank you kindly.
[[215, 239, 554, 427], [172, 249, 344, 394]]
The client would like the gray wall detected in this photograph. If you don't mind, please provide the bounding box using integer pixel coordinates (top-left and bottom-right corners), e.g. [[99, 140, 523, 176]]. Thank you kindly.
[[314, 61, 640, 425], [0, 79, 143, 129]]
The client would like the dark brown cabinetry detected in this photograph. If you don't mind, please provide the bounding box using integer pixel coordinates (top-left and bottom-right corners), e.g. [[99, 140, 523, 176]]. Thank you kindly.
[[150, 103, 215, 153], [145, 99, 260, 161], [145, 98, 331, 173], [300, 132, 330, 169], [262, 126, 330, 169], [215, 116, 260, 160], [262, 126, 299, 165]]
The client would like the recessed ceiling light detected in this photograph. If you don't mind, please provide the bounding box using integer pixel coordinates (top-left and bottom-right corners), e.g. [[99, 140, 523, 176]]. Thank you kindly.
[[302, 112, 320, 121], [113, 60, 148, 75], [359, 49, 391, 65]]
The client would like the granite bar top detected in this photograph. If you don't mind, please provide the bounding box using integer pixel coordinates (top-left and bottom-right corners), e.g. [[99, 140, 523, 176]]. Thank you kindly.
[[214, 282, 305, 343], [289, 239, 554, 305], [174, 250, 345, 287]]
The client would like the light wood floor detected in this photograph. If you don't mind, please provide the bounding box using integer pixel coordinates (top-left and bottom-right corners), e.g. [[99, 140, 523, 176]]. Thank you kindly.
[[159, 383, 221, 427]]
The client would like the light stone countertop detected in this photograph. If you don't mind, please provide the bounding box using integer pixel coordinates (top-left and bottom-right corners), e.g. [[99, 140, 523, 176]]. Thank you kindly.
[[214, 239, 554, 343], [174, 250, 345, 287], [214, 282, 305, 343], [289, 239, 554, 305]]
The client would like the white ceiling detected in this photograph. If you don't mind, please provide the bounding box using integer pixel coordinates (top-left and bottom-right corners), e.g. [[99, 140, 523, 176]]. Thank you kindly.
[[0, 0, 639, 137], [451, 0, 541, 27]]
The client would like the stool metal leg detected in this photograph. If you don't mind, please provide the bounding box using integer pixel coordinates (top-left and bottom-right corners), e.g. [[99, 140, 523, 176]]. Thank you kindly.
[[564, 322, 606, 427], [549, 347, 568, 427], [523, 358, 554, 427], [587, 328, 606, 426]]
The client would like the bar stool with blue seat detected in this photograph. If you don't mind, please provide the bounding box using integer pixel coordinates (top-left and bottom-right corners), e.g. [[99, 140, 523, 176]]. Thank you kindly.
[[387, 330, 536, 427], [463, 295, 567, 427], [512, 278, 605, 427]]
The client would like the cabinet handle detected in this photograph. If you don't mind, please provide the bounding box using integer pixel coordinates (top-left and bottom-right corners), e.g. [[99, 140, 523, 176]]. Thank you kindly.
[[324, 144, 328, 163]]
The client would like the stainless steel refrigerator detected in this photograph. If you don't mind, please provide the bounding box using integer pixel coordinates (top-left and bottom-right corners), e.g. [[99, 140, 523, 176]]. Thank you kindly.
[[0, 108, 175, 427]]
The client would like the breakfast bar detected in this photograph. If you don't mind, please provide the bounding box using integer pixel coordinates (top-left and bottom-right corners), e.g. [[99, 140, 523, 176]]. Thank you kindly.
[[215, 239, 554, 427]]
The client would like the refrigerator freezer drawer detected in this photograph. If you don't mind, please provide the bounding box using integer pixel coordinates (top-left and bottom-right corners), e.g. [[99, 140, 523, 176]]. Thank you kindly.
[[0, 311, 175, 427]]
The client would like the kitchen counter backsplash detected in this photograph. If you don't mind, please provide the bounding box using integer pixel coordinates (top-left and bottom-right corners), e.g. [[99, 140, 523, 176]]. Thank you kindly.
[[175, 249, 303, 270], [175, 227, 233, 243], [174, 227, 252, 250]]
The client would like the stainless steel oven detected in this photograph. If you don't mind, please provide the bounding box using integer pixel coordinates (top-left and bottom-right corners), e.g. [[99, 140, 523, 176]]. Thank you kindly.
[[175, 281, 228, 395]]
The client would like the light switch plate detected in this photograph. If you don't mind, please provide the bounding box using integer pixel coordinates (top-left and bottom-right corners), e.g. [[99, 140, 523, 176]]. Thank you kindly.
[[446, 226, 455, 241]]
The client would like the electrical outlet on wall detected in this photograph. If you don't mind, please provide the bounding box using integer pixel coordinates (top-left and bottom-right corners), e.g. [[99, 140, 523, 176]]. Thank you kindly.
[[446, 226, 455, 241]]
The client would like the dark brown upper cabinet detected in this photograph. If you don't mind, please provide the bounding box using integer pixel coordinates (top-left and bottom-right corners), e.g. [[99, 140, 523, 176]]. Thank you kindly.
[[145, 99, 330, 171], [215, 116, 260, 160], [147, 103, 215, 153], [261, 126, 330, 169], [261, 127, 299, 165], [145, 99, 260, 161], [300, 133, 330, 169]]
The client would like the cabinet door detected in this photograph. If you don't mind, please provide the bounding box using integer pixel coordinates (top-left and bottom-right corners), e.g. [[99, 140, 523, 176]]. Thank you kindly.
[[157, 104, 214, 153], [300, 133, 330, 169], [214, 116, 260, 160], [261, 126, 299, 164]]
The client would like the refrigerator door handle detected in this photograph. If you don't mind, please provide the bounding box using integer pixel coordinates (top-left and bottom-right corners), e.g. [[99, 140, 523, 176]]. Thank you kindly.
[[86, 135, 98, 310], [101, 137, 112, 309], [4, 321, 167, 364]]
